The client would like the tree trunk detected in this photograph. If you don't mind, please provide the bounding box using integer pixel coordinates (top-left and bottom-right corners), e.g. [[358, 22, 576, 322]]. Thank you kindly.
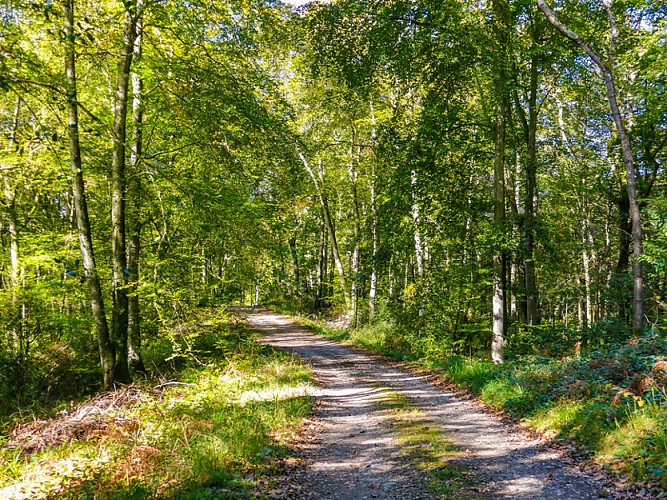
[[127, 5, 145, 374], [410, 169, 425, 280], [615, 192, 631, 274], [110, 0, 139, 384], [3, 98, 21, 360], [4, 96, 20, 293], [288, 233, 300, 293], [5, 184, 18, 290], [491, 0, 509, 364], [538, 0, 644, 335], [349, 147, 361, 326], [582, 230, 592, 327], [64, 0, 115, 390], [297, 149, 350, 313], [369, 173, 379, 320], [509, 261, 518, 318], [492, 102, 507, 364], [522, 55, 540, 325], [316, 219, 327, 309], [368, 98, 380, 320]]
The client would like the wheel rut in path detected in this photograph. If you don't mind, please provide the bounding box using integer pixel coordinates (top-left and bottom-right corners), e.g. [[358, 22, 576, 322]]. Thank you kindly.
[[245, 309, 610, 499]]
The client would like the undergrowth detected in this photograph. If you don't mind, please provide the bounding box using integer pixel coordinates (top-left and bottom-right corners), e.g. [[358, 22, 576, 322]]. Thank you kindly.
[[0, 307, 314, 499], [287, 309, 667, 489]]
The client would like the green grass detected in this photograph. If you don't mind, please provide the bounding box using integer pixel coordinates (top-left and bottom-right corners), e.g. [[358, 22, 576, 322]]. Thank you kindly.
[[377, 389, 475, 497], [297, 315, 411, 358], [599, 390, 667, 484], [287, 311, 667, 488], [432, 352, 667, 484], [0, 308, 314, 499]]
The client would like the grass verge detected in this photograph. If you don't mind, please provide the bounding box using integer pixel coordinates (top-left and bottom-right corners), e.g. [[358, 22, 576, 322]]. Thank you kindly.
[[0, 307, 314, 499]]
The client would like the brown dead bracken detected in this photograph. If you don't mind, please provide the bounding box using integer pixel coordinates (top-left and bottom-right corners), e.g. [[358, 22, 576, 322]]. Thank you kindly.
[[4, 386, 162, 455]]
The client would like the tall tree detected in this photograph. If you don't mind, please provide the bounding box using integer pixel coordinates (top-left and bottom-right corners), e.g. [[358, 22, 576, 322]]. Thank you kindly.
[[127, 0, 145, 374], [110, 0, 140, 383], [64, 0, 115, 390], [537, 0, 645, 335], [491, 0, 511, 363]]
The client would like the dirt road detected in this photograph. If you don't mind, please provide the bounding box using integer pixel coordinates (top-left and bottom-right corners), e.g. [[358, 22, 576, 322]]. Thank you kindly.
[[245, 309, 612, 499]]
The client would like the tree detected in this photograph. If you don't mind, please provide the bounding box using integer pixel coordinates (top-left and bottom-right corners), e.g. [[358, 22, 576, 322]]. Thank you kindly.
[[491, 0, 510, 363], [127, 0, 145, 374], [64, 0, 115, 390], [537, 0, 645, 335], [110, 0, 140, 384]]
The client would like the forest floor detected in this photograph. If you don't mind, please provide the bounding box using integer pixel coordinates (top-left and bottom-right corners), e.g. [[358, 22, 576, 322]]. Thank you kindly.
[[245, 308, 651, 499]]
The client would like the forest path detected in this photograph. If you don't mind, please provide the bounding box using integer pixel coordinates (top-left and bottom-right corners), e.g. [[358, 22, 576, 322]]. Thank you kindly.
[[244, 308, 610, 499]]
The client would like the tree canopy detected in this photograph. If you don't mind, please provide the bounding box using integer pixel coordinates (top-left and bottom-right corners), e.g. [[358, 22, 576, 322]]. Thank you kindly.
[[0, 0, 665, 399]]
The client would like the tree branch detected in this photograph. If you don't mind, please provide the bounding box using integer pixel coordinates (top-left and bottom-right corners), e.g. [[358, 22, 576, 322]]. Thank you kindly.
[[536, 0, 608, 74], [5, 77, 67, 96], [9, 76, 112, 138]]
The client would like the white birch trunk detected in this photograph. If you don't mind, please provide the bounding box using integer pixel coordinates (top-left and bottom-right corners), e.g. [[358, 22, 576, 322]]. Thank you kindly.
[[411, 169, 425, 279]]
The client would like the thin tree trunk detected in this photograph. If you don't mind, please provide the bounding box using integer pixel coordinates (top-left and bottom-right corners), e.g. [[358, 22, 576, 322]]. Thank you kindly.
[[297, 149, 350, 312], [615, 192, 631, 275], [369, 174, 379, 320], [127, 4, 144, 374], [582, 230, 592, 327], [410, 169, 425, 280], [110, 0, 139, 384], [368, 98, 380, 320], [200, 248, 207, 286], [288, 234, 300, 292], [577, 281, 585, 329], [492, 102, 507, 364], [538, 0, 644, 335], [4, 97, 21, 361], [523, 55, 539, 325], [64, 0, 115, 390], [316, 220, 326, 309], [388, 258, 394, 299], [508, 150, 521, 321], [510, 261, 518, 317], [4, 96, 20, 292], [5, 184, 18, 289], [491, 0, 509, 364], [349, 146, 361, 326]]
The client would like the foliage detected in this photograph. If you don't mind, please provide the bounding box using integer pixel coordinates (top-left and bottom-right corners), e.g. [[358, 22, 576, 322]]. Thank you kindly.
[[0, 307, 314, 499], [0, 0, 665, 491]]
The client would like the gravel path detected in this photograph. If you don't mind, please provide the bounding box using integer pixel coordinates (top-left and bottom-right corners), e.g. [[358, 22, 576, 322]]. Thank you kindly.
[[245, 309, 613, 499]]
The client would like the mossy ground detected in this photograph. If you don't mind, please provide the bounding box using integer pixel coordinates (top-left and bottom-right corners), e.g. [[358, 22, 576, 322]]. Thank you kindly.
[[377, 388, 478, 497]]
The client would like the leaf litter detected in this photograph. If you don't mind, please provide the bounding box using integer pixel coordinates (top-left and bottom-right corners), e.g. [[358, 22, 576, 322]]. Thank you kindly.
[[4, 386, 163, 455]]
